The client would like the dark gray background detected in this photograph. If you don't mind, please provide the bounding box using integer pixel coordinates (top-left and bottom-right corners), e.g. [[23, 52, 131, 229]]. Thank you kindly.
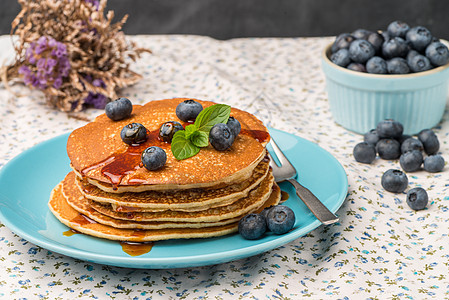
[[1, 0, 449, 39]]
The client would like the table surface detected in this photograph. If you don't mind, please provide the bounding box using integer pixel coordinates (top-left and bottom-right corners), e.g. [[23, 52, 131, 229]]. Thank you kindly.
[[0, 34, 448, 299]]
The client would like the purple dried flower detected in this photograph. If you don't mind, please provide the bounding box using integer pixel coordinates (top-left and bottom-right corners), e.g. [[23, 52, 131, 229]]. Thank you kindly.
[[53, 77, 63, 89], [82, 77, 108, 109], [92, 78, 105, 87], [20, 36, 71, 91], [84, 92, 108, 109]]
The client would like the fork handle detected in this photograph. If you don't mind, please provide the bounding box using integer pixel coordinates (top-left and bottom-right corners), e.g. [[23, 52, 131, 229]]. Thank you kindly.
[[287, 178, 339, 225]]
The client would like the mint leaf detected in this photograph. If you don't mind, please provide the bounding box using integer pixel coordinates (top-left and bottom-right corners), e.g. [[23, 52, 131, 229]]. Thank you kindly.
[[194, 104, 231, 133], [171, 130, 200, 160], [170, 104, 231, 160], [190, 131, 209, 148], [184, 124, 198, 140]]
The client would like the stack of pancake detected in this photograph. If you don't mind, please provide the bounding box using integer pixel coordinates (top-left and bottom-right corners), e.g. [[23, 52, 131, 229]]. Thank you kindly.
[[49, 98, 281, 242]]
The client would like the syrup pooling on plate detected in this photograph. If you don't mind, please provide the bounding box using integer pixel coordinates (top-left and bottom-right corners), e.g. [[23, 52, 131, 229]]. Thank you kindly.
[[120, 241, 155, 256], [63, 229, 79, 236], [280, 190, 290, 202]]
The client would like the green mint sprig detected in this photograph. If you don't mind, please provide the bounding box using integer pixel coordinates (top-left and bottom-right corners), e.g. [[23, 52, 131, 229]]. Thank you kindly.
[[171, 104, 231, 160]]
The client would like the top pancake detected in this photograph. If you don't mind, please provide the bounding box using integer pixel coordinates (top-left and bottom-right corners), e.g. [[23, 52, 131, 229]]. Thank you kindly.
[[68, 98, 269, 191]]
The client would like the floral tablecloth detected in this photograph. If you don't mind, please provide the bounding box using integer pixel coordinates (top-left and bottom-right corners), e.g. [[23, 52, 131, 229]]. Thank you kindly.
[[1, 34, 448, 299]]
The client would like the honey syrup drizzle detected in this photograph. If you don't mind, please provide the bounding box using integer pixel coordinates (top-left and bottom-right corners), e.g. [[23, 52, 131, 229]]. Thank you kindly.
[[81, 130, 166, 189], [81, 122, 268, 189], [70, 213, 97, 226]]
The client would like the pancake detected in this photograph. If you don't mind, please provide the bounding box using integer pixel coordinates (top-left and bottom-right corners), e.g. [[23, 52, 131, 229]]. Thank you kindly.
[[49, 181, 281, 242], [67, 98, 270, 193], [81, 171, 275, 223], [77, 157, 270, 212], [61, 176, 244, 229], [49, 98, 279, 242]]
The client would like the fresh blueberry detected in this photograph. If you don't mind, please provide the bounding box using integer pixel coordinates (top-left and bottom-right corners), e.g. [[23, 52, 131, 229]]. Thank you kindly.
[[406, 26, 433, 52], [425, 42, 449, 66], [266, 205, 296, 234], [331, 33, 356, 53], [406, 187, 428, 210], [352, 29, 373, 40], [381, 169, 408, 193], [408, 54, 432, 73], [387, 57, 410, 74], [175, 99, 203, 122], [406, 49, 420, 64], [382, 37, 409, 59], [417, 129, 439, 155], [364, 129, 380, 145], [347, 62, 367, 72], [260, 205, 274, 221], [401, 137, 423, 153], [431, 36, 440, 43], [226, 116, 241, 137], [381, 31, 390, 43], [367, 32, 384, 54], [387, 21, 410, 39], [141, 146, 167, 171], [349, 39, 375, 64], [423, 155, 445, 173], [331, 48, 351, 67], [397, 134, 412, 145], [209, 123, 235, 151], [105, 97, 133, 121], [399, 150, 423, 172], [366, 56, 388, 74], [376, 139, 401, 160], [238, 213, 267, 240], [120, 123, 147, 145], [353, 142, 376, 164], [159, 121, 184, 143], [376, 119, 404, 139]]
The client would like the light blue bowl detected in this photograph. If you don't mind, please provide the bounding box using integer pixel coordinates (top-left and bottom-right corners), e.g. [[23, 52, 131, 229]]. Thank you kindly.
[[321, 43, 449, 135]]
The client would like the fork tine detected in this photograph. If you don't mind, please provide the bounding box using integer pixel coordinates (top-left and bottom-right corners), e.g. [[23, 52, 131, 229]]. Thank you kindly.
[[267, 152, 280, 169], [270, 137, 292, 166]]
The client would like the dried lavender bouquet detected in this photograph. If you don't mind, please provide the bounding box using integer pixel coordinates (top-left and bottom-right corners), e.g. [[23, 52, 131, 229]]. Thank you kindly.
[[4, 0, 150, 112]]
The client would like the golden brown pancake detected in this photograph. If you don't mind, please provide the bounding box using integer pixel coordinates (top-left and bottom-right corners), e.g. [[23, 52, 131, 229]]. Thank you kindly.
[[49, 181, 281, 242], [49, 98, 278, 242], [84, 172, 275, 223], [76, 158, 270, 212], [61, 175, 244, 229], [67, 98, 270, 192]]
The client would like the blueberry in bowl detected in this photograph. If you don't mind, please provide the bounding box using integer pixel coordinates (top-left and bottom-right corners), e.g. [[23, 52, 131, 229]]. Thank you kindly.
[[322, 20, 449, 135]]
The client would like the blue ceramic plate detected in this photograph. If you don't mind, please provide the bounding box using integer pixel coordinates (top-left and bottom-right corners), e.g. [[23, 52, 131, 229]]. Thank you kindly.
[[0, 128, 347, 269]]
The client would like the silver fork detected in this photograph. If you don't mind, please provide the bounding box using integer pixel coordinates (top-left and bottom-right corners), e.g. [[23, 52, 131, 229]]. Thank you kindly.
[[268, 138, 339, 225]]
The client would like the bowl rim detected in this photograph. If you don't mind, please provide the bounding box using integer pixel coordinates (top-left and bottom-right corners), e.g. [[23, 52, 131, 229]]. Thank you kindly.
[[322, 39, 449, 78]]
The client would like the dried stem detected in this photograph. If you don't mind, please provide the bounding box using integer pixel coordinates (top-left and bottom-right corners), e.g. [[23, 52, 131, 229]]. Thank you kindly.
[[4, 0, 151, 112]]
